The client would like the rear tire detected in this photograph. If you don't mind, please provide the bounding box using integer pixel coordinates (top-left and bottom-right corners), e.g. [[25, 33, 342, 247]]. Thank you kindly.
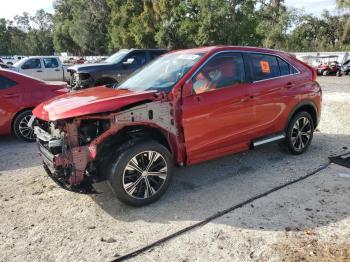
[[108, 140, 174, 206], [285, 111, 314, 155], [13, 110, 36, 142]]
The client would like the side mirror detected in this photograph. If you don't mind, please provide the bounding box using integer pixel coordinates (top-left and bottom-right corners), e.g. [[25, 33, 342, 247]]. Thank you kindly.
[[22, 64, 29, 70], [123, 58, 135, 65], [182, 79, 194, 97]]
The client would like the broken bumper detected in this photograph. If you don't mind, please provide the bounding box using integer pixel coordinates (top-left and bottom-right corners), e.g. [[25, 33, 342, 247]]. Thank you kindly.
[[34, 125, 94, 188]]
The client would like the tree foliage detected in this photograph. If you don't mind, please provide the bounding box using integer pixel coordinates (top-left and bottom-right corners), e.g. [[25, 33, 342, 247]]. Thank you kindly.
[[0, 10, 54, 55], [0, 0, 349, 56]]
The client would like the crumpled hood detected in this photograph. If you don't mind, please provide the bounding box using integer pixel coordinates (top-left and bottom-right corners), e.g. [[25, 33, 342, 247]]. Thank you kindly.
[[68, 63, 115, 73], [33, 86, 157, 121]]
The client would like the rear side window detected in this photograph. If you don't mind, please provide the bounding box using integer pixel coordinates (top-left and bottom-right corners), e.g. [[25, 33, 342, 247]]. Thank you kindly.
[[43, 58, 59, 68], [22, 59, 41, 69], [250, 54, 280, 81], [0, 75, 17, 90]]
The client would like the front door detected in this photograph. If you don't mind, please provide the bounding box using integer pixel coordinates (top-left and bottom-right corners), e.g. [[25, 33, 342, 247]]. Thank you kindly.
[[20, 58, 44, 79], [119, 52, 148, 82], [182, 52, 255, 164]]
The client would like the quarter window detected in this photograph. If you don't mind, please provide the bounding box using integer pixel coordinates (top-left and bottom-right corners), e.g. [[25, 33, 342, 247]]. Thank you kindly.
[[22, 59, 41, 69], [43, 58, 59, 68], [278, 58, 290, 76], [251, 54, 280, 81], [0, 75, 17, 90], [193, 53, 245, 94]]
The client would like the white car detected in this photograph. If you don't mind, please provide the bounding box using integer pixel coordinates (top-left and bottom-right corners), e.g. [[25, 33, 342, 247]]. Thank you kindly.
[[1, 56, 26, 65], [13, 56, 70, 82]]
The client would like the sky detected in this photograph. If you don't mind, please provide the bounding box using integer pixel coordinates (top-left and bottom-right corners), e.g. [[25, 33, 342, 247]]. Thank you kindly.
[[0, 0, 339, 20]]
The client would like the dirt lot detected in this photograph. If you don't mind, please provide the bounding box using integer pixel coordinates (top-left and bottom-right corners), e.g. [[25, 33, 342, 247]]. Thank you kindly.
[[1, 76, 350, 262]]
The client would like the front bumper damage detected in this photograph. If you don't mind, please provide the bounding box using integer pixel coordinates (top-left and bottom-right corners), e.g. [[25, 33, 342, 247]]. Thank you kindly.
[[31, 100, 178, 193], [34, 123, 98, 193]]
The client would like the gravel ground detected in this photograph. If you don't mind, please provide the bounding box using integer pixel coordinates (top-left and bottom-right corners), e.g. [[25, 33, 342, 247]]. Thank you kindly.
[[0, 76, 349, 262]]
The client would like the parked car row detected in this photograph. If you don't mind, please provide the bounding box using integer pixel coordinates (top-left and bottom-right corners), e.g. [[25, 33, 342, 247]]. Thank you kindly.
[[25, 46, 321, 206], [315, 58, 350, 77]]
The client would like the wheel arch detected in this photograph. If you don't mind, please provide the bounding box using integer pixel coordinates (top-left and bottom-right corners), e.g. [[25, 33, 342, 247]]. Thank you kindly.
[[94, 125, 174, 180], [286, 101, 318, 130]]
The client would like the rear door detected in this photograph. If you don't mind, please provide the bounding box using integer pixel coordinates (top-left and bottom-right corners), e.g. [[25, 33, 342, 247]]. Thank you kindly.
[[42, 58, 62, 81], [247, 53, 299, 137], [0, 74, 23, 133], [20, 58, 44, 79], [182, 52, 256, 164]]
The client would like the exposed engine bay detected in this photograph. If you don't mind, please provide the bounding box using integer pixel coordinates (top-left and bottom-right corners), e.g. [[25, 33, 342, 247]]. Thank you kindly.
[[31, 100, 177, 190]]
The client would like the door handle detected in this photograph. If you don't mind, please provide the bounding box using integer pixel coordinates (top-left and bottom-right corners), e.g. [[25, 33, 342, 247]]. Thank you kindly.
[[37, 70, 43, 72], [55, 69, 60, 72], [3, 94, 19, 98], [285, 82, 295, 89]]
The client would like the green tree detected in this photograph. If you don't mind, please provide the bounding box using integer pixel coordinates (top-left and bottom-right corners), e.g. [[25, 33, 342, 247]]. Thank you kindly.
[[0, 19, 11, 54], [53, 0, 110, 55]]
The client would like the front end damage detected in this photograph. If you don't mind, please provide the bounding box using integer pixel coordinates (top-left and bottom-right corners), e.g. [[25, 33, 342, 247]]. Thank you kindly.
[[32, 101, 178, 192]]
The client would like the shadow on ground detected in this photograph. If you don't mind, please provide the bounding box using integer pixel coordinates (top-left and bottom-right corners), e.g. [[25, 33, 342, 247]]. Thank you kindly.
[[90, 132, 350, 231]]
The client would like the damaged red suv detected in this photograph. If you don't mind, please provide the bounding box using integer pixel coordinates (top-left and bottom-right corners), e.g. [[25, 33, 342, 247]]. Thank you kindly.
[[31, 46, 321, 206]]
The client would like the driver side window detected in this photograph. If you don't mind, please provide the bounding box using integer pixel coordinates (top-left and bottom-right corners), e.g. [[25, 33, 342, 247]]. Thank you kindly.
[[193, 53, 245, 95]]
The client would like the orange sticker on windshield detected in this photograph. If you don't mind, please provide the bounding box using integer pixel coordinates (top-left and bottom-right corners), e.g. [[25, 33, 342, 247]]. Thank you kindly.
[[260, 61, 271, 73]]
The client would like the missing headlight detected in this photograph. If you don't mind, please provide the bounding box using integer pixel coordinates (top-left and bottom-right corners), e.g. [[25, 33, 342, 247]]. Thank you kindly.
[[78, 119, 110, 145]]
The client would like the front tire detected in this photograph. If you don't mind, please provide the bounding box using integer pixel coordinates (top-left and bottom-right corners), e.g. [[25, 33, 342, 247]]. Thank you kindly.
[[13, 110, 36, 142], [108, 140, 174, 206], [285, 111, 314, 155]]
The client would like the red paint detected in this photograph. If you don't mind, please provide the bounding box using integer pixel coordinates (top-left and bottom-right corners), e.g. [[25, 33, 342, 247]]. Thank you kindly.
[[33, 46, 321, 170], [0, 69, 67, 136], [33, 86, 158, 121]]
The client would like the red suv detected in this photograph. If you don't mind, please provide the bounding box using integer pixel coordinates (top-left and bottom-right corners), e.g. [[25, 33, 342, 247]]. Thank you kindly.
[[0, 69, 67, 141], [31, 46, 321, 206]]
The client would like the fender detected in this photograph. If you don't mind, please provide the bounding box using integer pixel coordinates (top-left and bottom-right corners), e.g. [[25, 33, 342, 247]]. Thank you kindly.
[[285, 100, 319, 130]]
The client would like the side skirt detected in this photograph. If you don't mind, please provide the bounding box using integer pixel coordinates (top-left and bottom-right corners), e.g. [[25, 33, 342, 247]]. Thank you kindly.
[[252, 133, 285, 148]]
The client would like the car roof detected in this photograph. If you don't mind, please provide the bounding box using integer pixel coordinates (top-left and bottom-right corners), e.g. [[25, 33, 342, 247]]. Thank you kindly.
[[127, 48, 168, 52], [167, 45, 293, 57]]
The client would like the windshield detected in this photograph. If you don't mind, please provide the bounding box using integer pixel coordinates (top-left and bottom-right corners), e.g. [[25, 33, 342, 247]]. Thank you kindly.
[[105, 50, 129, 64], [118, 52, 204, 92]]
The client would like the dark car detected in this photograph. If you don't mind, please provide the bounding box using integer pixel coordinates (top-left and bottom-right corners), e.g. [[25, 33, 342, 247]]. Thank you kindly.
[[67, 48, 167, 90], [341, 59, 350, 76], [32, 46, 321, 206]]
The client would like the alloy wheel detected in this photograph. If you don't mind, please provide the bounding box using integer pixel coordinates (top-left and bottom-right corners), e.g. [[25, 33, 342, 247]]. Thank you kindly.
[[122, 151, 168, 199], [291, 117, 312, 151], [18, 115, 35, 141]]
